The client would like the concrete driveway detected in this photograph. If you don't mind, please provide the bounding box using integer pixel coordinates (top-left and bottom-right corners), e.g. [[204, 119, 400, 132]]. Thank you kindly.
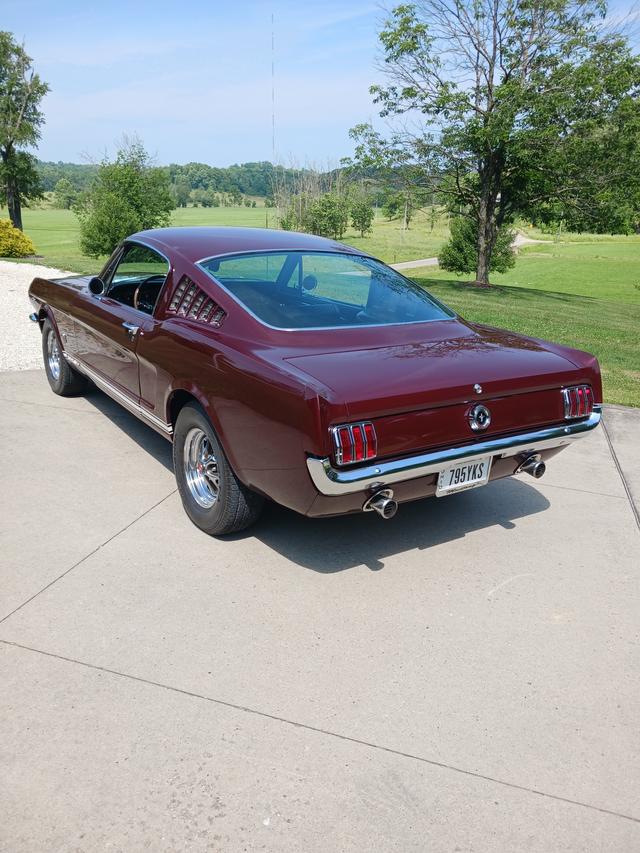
[[1, 369, 638, 852]]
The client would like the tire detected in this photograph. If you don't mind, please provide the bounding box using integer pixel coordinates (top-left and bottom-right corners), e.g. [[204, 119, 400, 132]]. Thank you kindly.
[[173, 402, 264, 536], [42, 318, 88, 396]]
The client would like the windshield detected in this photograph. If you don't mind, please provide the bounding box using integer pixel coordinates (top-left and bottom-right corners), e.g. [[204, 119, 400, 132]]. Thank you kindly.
[[198, 251, 454, 330]]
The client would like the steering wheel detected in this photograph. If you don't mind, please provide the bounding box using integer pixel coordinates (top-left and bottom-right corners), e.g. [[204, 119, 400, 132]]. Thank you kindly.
[[133, 275, 164, 313], [133, 284, 143, 312]]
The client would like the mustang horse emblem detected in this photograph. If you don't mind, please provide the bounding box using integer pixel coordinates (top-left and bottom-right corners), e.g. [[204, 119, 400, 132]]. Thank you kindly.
[[469, 404, 492, 432]]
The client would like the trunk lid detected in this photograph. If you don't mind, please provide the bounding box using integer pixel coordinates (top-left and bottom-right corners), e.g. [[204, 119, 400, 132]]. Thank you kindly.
[[285, 319, 585, 458]]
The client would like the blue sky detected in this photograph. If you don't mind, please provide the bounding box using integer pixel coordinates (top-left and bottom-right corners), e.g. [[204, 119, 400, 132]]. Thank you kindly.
[[4, 0, 383, 166], [4, 0, 638, 168]]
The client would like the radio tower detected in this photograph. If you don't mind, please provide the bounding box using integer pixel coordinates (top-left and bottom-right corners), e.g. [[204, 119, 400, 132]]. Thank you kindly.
[[271, 13, 276, 164]]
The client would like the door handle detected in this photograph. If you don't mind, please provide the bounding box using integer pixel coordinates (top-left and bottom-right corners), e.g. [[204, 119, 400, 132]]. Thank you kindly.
[[122, 322, 139, 339]]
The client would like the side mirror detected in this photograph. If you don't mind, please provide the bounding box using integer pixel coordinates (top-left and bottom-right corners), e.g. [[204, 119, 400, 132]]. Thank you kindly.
[[88, 276, 105, 295]]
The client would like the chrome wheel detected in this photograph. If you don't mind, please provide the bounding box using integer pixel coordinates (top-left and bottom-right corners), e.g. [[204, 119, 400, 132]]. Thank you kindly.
[[183, 427, 220, 508], [47, 330, 61, 381]]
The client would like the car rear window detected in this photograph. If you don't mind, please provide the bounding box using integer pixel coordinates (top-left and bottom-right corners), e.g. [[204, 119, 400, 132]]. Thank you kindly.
[[198, 251, 454, 330]]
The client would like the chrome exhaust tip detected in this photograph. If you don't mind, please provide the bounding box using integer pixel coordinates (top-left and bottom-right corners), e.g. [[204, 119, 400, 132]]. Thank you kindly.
[[516, 454, 546, 480], [363, 488, 398, 519]]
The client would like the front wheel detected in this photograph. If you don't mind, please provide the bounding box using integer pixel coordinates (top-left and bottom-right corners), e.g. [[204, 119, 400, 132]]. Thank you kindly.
[[173, 403, 264, 536], [42, 318, 88, 396]]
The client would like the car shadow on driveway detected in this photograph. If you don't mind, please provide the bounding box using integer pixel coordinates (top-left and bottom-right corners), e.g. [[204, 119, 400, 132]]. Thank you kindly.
[[249, 480, 550, 572], [82, 384, 551, 573], [83, 385, 174, 472]]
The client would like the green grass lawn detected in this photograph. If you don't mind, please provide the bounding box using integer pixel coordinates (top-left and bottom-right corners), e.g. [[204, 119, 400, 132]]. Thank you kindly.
[[488, 240, 640, 303], [406, 238, 640, 405], [412, 272, 640, 407], [3, 205, 638, 406]]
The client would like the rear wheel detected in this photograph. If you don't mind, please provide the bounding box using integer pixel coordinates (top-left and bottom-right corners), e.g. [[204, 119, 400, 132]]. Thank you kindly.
[[173, 403, 264, 536], [42, 318, 88, 396]]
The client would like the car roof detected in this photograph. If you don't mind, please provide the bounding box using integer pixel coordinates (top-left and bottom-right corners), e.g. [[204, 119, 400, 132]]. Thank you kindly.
[[129, 226, 367, 264]]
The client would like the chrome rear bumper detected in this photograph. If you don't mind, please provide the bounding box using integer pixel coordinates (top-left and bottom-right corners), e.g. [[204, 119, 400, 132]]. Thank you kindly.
[[306, 408, 601, 496]]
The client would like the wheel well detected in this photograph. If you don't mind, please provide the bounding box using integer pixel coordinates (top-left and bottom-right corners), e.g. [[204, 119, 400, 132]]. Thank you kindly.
[[167, 390, 200, 428]]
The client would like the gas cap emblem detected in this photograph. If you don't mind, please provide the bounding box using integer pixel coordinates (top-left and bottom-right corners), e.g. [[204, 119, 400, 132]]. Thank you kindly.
[[473, 383, 483, 394], [469, 404, 491, 432]]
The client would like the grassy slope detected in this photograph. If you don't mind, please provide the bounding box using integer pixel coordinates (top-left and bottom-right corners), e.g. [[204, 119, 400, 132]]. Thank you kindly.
[[3, 205, 638, 406]]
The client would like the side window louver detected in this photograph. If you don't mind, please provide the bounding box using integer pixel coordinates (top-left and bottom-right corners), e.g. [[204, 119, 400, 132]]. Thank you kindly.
[[167, 276, 226, 327]]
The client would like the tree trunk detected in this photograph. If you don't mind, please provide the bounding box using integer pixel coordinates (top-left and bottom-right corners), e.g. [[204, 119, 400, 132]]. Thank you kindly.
[[1, 147, 23, 231], [6, 176, 23, 231], [476, 197, 490, 285], [475, 187, 499, 286]]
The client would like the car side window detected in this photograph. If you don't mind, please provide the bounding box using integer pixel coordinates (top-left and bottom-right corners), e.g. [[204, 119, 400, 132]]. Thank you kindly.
[[105, 243, 169, 315]]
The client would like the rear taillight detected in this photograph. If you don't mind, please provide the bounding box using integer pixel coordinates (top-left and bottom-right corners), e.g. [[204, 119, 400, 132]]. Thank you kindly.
[[563, 385, 594, 419], [330, 422, 377, 465]]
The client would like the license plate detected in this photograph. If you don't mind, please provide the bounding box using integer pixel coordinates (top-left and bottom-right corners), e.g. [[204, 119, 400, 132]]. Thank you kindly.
[[436, 456, 492, 497]]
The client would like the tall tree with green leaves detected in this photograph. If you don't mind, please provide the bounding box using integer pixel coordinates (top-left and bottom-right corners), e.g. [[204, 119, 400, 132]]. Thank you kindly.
[[76, 139, 174, 257], [0, 32, 49, 230], [351, 198, 375, 236], [349, 2, 640, 285], [52, 177, 77, 209]]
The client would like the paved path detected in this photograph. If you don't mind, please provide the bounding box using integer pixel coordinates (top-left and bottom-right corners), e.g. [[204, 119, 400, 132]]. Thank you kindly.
[[1, 369, 638, 851], [391, 256, 439, 270]]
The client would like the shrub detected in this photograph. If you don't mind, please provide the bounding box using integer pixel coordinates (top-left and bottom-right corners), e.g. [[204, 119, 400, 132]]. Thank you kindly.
[[439, 217, 515, 277], [77, 192, 140, 257], [0, 218, 36, 257], [76, 139, 173, 257]]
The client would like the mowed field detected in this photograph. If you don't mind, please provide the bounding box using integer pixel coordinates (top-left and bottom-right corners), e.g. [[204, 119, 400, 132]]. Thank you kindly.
[[3, 205, 640, 406], [6, 206, 451, 274], [414, 243, 640, 408]]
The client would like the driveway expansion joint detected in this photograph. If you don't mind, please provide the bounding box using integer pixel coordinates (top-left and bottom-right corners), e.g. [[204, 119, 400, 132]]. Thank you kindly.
[[3, 638, 638, 827], [601, 415, 640, 533], [536, 481, 627, 500], [0, 490, 177, 625]]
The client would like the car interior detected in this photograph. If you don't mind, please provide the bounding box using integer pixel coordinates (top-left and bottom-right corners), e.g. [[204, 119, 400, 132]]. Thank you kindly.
[[201, 251, 450, 329], [102, 242, 169, 315], [107, 275, 167, 315]]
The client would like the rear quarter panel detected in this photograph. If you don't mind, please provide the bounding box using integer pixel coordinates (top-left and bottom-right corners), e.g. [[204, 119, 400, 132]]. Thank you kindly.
[[144, 262, 339, 513]]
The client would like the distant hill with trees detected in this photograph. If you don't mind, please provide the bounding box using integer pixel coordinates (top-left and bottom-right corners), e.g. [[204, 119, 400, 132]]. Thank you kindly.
[[37, 159, 302, 205]]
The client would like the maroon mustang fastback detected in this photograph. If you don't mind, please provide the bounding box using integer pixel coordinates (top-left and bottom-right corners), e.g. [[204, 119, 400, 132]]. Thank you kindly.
[[28, 227, 602, 535]]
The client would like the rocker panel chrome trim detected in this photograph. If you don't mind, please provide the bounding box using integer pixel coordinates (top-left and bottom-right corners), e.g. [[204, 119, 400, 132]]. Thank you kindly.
[[63, 352, 173, 436], [307, 408, 601, 496]]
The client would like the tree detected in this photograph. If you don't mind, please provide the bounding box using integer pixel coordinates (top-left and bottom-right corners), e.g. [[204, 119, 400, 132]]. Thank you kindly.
[[344, 126, 424, 230], [381, 192, 402, 221], [305, 193, 350, 239], [0, 32, 49, 229], [351, 198, 375, 236], [171, 177, 191, 208], [1, 150, 42, 218], [439, 217, 515, 276], [52, 177, 77, 209], [350, 2, 640, 285], [76, 139, 173, 257]]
